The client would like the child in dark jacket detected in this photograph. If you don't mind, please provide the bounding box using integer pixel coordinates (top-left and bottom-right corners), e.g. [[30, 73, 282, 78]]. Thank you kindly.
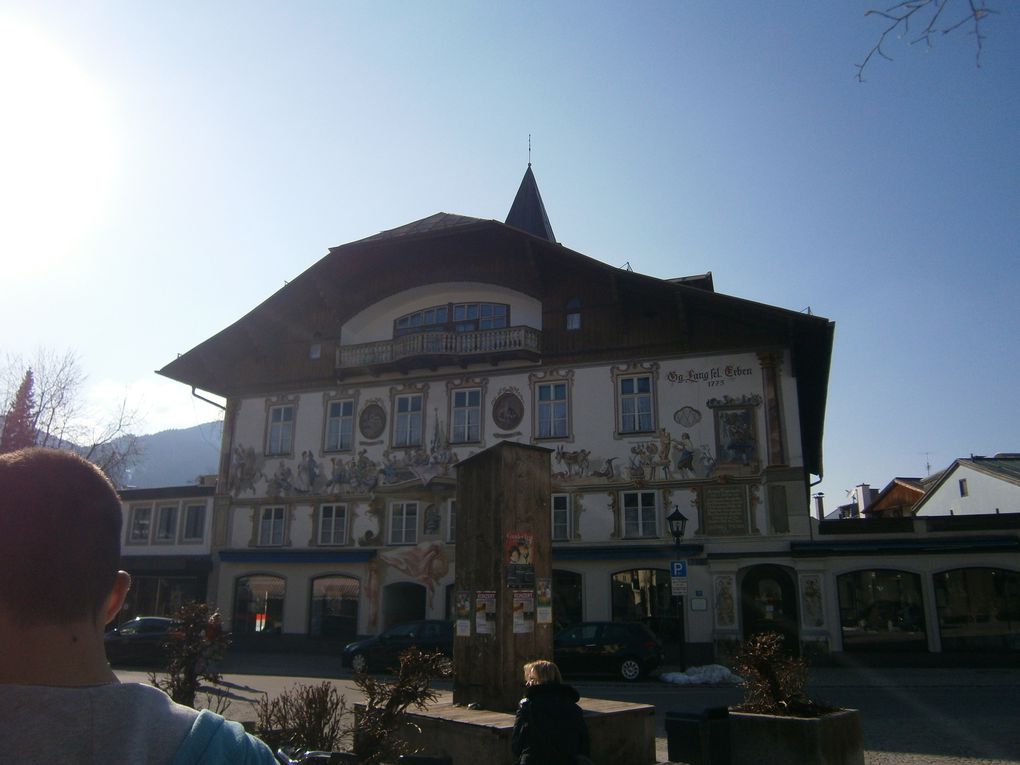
[[511, 660, 592, 765]]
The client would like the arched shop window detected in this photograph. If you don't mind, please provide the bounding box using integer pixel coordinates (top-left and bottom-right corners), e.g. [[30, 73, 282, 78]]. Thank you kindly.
[[234, 574, 286, 635], [309, 575, 360, 640], [611, 568, 676, 627], [837, 569, 926, 651], [552, 570, 583, 629], [934, 567, 1020, 652]]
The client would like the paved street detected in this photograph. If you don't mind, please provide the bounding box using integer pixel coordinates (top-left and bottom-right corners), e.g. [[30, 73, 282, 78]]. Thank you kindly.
[[117, 656, 1020, 765]]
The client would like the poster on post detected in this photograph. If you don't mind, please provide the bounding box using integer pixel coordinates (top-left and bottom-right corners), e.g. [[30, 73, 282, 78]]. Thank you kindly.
[[455, 591, 472, 637], [535, 577, 553, 625], [512, 590, 535, 634], [475, 590, 496, 635], [505, 531, 535, 588]]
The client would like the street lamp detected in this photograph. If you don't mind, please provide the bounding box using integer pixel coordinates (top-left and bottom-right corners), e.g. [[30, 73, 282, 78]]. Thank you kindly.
[[667, 506, 689, 547], [666, 505, 689, 667]]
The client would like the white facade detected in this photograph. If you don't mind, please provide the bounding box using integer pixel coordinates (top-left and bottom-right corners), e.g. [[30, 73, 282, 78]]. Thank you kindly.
[[915, 460, 1020, 516]]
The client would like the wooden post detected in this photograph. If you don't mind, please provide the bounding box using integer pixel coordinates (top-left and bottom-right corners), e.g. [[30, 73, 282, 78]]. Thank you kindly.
[[452, 441, 553, 712]]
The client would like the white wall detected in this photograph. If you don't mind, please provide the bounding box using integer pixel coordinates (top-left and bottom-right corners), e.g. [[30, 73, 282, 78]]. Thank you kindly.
[[916, 464, 1020, 515]]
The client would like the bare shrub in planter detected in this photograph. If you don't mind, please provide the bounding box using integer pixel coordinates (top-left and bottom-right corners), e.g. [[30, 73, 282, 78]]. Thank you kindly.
[[255, 682, 350, 754], [353, 647, 452, 765], [729, 632, 864, 765], [149, 602, 231, 709], [732, 631, 835, 717]]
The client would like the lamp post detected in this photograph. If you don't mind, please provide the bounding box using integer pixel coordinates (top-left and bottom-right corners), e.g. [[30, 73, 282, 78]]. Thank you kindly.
[[667, 506, 689, 547], [666, 506, 689, 665]]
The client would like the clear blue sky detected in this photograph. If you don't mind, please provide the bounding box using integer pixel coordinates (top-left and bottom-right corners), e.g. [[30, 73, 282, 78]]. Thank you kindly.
[[2, 2, 1018, 506]]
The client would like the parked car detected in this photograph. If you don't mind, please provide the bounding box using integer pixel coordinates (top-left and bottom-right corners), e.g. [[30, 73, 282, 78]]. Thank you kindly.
[[554, 621, 663, 681], [342, 620, 453, 674], [105, 616, 182, 665]]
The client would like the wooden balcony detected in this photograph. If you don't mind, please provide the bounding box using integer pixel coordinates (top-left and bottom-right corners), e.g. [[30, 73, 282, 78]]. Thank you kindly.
[[336, 325, 541, 377]]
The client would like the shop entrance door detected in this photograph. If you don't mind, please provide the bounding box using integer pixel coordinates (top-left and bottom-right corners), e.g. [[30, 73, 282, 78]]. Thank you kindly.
[[740, 564, 799, 654]]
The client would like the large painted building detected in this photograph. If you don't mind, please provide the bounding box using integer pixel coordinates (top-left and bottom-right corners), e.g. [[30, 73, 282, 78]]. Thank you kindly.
[[158, 166, 1016, 663]]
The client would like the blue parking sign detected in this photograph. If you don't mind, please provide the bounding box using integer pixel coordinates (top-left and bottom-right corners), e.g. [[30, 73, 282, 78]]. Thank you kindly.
[[670, 560, 687, 577]]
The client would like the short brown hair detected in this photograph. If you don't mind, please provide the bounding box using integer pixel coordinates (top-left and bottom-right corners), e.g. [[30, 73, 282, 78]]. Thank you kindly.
[[523, 659, 562, 685], [0, 448, 122, 625]]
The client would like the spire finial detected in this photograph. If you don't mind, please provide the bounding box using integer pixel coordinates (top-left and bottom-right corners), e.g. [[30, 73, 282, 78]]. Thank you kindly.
[[528, 134, 531, 166]]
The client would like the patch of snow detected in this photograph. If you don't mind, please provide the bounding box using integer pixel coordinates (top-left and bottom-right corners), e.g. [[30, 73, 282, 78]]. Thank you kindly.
[[660, 664, 742, 685]]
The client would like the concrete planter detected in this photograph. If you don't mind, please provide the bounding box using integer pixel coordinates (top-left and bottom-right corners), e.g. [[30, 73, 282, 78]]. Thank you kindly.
[[729, 708, 864, 765]]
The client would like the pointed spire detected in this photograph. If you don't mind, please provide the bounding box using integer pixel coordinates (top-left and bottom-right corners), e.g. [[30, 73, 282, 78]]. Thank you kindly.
[[505, 163, 556, 242]]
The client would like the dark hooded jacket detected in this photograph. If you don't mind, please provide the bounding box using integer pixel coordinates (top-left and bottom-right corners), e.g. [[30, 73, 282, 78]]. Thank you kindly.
[[511, 682, 590, 765]]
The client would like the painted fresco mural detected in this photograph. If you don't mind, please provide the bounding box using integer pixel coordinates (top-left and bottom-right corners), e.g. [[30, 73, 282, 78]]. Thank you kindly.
[[226, 350, 775, 557]]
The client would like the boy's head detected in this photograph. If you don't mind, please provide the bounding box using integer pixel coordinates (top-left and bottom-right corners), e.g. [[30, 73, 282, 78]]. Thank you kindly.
[[523, 659, 562, 686], [0, 448, 123, 626]]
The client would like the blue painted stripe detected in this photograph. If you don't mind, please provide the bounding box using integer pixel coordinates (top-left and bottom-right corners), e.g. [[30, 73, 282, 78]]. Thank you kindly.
[[219, 549, 377, 563], [552, 544, 703, 561]]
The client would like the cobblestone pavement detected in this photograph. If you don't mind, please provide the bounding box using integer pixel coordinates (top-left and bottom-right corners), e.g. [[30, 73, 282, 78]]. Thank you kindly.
[[126, 655, 1020, 765]]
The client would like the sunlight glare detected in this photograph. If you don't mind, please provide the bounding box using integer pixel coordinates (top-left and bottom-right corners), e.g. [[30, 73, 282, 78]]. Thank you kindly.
[[0, 17, 116, 274]]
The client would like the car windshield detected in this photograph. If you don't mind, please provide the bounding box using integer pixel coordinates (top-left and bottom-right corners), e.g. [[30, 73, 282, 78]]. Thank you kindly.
[[384, 623, 419, 638]]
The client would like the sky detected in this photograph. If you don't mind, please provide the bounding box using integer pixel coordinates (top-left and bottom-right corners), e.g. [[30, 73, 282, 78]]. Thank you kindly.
[[1, 1, 1018, 507]]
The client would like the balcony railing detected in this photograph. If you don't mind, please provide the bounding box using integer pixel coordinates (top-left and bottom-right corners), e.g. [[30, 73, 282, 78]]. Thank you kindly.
[[337, 325, 541, 370]]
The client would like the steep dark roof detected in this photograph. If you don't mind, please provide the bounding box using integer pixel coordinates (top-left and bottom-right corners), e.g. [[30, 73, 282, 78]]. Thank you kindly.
[[356, 212, 486, 243], [505, 164, 555, 242]]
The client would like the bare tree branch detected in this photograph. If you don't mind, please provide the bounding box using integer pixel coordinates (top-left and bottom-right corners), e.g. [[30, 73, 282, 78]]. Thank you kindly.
[[857, 0, 997, 81], [1, 348, 142, 486]]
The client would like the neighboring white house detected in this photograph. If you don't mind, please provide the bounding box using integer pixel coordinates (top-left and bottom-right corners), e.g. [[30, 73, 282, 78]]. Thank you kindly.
[[117, 481, 216, 622], [913, 455, 1020, 516]]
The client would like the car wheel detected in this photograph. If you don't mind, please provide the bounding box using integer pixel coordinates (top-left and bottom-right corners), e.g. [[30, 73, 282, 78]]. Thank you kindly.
[[619, 658, 642, 681], [351, 653, 368, 674]]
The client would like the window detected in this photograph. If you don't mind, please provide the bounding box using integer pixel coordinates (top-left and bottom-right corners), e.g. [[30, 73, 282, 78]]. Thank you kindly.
[[537, 382, 569, 439], [394, 304, 450, 336], [155, 505, 178, 542], [623, 491, 658, 538], [552, 494, 571, 540], [619, 375, 653, 433], [183, 504, 205, 541], [453, 302, 508, 332], [389, 501, 418, 545], [837, 570, 926, 652], [394, 302, 509, 336], [394, 394, 423, 447], [266, 404, 295, 455], [325, 399, 354, 452], [447, 500, 456, 543], [934, 568, 1020, 652], [128, 506, 152, 543], [451, 388, 481, 443], [258, 506, 286, 546], [234, 575, 285, 634], [309, 575, 359, 639], [958, 478, 969, 497], [319, 504, 348, 546], [565, 298, 581, 330]]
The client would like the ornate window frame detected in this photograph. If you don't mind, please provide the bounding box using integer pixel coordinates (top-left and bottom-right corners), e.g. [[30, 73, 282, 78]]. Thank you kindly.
[[529, 369, 574, 443], [389, 382, 428, 450], [253, 504, 292, 547], [389, 500, 419, 545], [314, 503, 349, 546], [264, 394, 299, 457], [446, 376, 488, 446], [611, 362, 659, 439], [322, 388, 360, 455]]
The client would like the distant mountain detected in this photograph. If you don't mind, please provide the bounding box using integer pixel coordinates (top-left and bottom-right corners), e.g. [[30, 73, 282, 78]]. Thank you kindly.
[[123, 421, 223, 488]]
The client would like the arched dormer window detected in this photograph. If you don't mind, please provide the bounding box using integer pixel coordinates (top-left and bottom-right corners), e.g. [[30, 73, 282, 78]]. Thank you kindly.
[[565, 298, 581, 331], [394, 302, 509, 337]]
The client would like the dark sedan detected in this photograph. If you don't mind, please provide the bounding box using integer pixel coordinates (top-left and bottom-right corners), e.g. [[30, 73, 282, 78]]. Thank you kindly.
[[105, 616, 182, 665], [554, 621, 663, 681], [342, 620, 453, 673]]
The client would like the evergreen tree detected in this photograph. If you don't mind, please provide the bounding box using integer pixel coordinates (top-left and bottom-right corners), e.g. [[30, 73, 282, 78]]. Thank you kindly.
[[1, 369, 38, 452]]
